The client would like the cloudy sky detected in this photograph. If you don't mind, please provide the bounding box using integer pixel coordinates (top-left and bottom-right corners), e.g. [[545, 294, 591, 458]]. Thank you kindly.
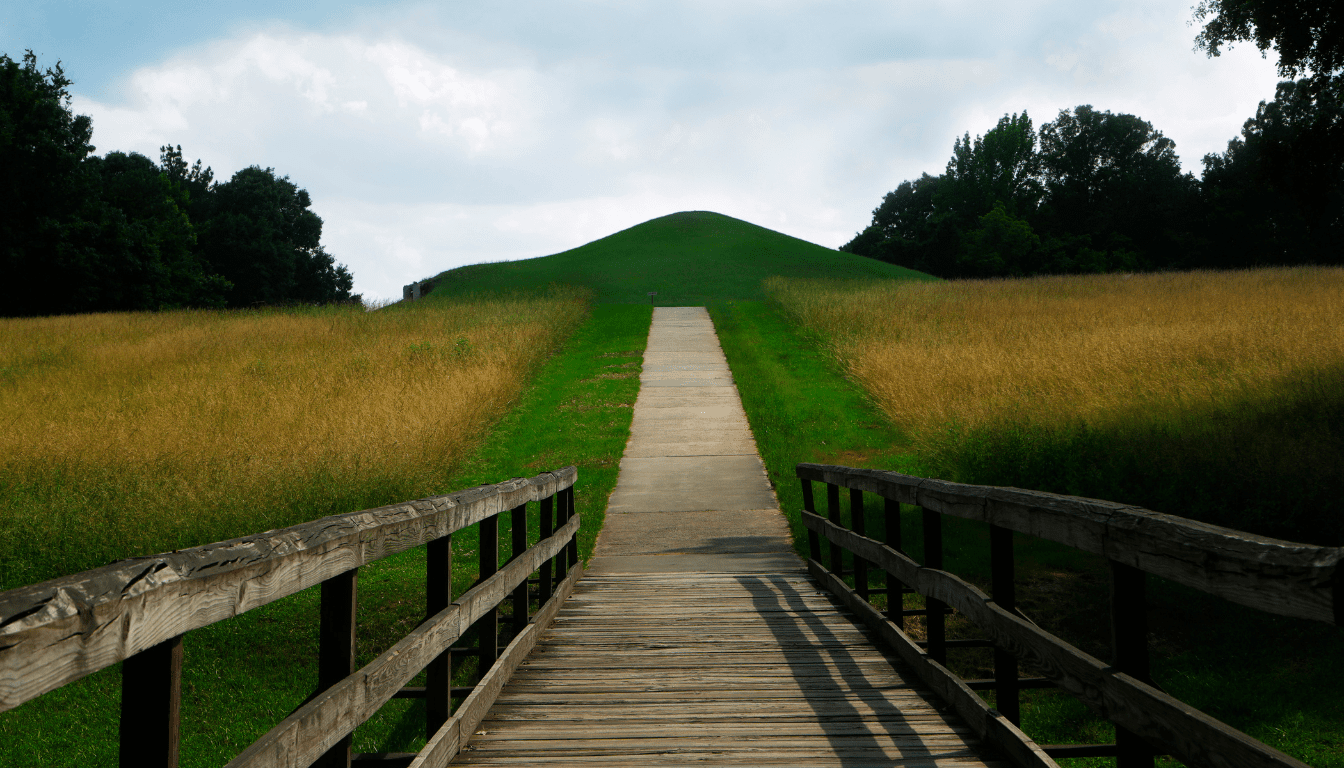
[[5, 1, 1283, 300]]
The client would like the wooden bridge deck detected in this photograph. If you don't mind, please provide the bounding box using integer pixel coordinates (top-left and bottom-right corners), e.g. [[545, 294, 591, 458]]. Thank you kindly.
[[453, 571, 1006, 767]]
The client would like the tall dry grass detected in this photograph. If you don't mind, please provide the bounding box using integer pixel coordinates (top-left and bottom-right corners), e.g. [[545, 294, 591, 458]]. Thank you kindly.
[[0, 290, 588, 589], [767, 268, 1344, 541]]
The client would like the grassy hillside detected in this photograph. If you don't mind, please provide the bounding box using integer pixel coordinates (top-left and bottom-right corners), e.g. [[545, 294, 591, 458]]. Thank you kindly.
[[423, 210, 933, 304]]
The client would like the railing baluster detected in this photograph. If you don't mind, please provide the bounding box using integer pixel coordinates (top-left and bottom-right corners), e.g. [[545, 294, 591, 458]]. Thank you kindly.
[[1111, 561, 1155, 768], [564, 486, 578, 568], [555, 490, 569, 583], [802, 479, 821, 562], [477, 515, 500, 672], [850, 488, 869, 600], [921, 507, 946, 665], [827, 483, 844, 575], [538, 494, 554, 605], [315, 568, 357, 768], [511, 502, 529, 633], [119, 634, 183, 768], [884, 498, 904, 628], [990, 524, 1020, 725], [426, 534, 453, 737]]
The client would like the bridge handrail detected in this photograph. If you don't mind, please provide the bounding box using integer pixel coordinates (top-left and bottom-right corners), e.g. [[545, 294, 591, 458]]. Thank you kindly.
[[797, 462, 1320, 768], [0, 467, 582, 768], [797, 463, 1341, 624]]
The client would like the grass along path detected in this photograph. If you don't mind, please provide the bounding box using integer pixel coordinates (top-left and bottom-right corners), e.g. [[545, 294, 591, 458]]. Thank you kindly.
[[0, 303, 652, 767], [710, 297, 1344, 768]]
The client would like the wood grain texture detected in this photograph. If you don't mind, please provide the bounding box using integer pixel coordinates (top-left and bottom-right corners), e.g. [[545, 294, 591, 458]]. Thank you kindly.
[[226, 512, 581, 768], [411, 562, 585, 768], [804, 512, 1313, 768], [796, 463, 1341, 624], [0, 468, 577, 713], [449, 571, 1010, 768]]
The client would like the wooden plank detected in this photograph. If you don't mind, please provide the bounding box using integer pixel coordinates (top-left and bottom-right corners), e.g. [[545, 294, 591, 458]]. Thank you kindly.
[[224, 513, 579, 768], [409, 562, 584, 768], [0, 467, 578, 712], [804, 518, 1314, 768], [796, 463, 1341, 624]]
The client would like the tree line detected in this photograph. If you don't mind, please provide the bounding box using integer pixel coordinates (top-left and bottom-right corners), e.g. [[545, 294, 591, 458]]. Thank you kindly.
[[1, 51, 356, 317], [844, 1, 1343, 278]]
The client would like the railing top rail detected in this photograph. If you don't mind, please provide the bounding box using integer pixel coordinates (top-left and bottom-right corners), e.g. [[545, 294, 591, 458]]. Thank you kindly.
[[796, 463, 1341, 624], [0, 466, 577, 713]]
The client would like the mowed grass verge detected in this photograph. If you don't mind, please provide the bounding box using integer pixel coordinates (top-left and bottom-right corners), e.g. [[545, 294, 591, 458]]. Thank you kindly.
[[422, 210, 932, 306], [0, 299, 651, 766], [711, 288, 1344, 768]]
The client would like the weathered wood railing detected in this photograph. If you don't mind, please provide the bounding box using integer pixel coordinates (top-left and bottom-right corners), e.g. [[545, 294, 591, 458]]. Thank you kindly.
[[797, 462, 1339, 768], [0, 468, 583, 768]]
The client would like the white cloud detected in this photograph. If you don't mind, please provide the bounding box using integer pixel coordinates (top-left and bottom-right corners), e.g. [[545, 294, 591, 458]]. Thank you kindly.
[[66, 0, 1284, 300]]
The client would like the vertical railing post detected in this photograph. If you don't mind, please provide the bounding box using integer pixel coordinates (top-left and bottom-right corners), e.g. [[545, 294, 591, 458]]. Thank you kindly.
[[884, 498, 904, 628], [921, 507, 946, 665], [477, 515, 500, 672], [539, 494, 554, 605], [990, 525, 1020, 725], [1111, 561, 1154, 768], [565, 485, 578, 568], [802, 479, 821, 563], [119, 634, 183, 768], [554, 490, 569, 583], [826, 483, 843, 575], [315, 569, 357, 768], [510, 502, 529, 633], [426, 535, 453, 738], [850, 488, 869, 601]]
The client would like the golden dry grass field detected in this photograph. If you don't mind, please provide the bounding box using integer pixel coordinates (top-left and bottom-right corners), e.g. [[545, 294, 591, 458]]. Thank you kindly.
[[0, 289, 588, 590], [766, 267, 1344, 542]]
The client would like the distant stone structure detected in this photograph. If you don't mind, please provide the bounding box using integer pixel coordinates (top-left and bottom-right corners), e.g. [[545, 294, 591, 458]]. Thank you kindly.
[[401, 279, 438, 302]]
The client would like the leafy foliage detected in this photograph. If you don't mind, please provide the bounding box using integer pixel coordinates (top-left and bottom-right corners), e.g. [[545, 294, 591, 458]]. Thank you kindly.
[[1193, 0, 1343, 85], [844, 106, 1195, 278], [1200, 78, 1344, 266], [0, 51, 355, 316]]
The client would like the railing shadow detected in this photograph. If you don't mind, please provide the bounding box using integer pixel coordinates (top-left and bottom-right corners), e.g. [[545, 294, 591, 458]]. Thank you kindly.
[[736, 571, 977, 766]]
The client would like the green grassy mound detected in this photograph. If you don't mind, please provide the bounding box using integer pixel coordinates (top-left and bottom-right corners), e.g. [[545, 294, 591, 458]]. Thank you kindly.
[[423, 210, 933, 304]]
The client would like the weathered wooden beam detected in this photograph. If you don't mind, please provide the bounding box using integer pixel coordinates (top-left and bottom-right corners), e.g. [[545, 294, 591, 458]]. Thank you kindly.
[[409, 561, 584, 768], [808, 559, 1057, 768], [221, 513, 579, 768], [796, 463, 1340, 624], [0, 468, 578, 713], [803, 511, 1313, 768]]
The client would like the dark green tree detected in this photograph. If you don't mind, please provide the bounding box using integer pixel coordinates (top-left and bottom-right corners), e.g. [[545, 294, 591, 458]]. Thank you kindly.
[[1036, 106, 1197, 269], [197, 166, 355, 306], [1194, 0, 1343, 89], [937, 111, 1042, 222], [1201, 78, 1344, 265], [88, 151, 230, 309], [0, 51, 103, 316]]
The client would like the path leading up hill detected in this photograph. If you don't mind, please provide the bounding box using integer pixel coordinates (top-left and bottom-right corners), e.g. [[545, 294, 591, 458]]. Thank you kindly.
[[590, 306, 797, 573], [450, 307, 1006, 767]]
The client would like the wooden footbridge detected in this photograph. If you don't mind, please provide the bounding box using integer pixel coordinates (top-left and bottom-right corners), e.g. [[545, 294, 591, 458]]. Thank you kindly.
[[2, 308, 1338, 768]]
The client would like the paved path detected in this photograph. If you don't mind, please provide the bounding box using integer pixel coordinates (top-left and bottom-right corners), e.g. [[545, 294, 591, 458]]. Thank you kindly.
[[589, 306, 798, 574], [451, 307, 1001, 767]]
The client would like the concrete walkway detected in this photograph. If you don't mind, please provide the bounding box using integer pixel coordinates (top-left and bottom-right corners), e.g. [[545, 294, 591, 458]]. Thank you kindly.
[[589, 306, 800, 574]]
